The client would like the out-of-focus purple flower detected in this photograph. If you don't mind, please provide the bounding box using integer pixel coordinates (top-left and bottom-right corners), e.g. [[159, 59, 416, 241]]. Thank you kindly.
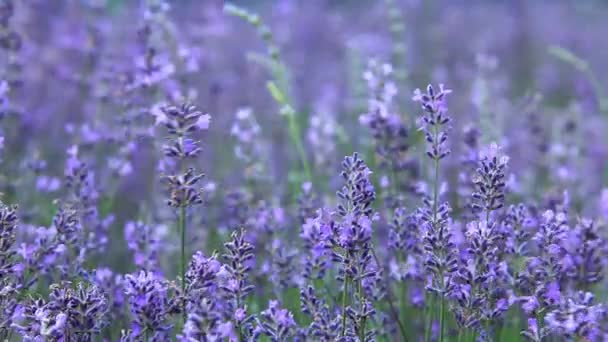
[[0, 203, 18, 278], [124, 221, 161, 271], [503, 203, 535, 256], [300, 209, 331, 280], [388, 207, 423, 281], [545, 291, 603, 340], [0, 203, 18, 334], [63, 145, 112, 255], [564, 218, 606, 288], [297, 181, 318, 224], [360, 59, 412, 209], [92, 267, 125, 325]]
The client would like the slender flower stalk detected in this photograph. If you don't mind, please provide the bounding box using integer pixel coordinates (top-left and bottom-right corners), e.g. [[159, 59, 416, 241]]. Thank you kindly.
[[224, 3, 311, 187], [413, 84, 454, 342], [156, 103, 210, 322], [327, 153, 378, 339]]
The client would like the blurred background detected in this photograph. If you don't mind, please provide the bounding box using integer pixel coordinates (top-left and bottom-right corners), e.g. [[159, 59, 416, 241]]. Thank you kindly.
[[1, 0, 607, 270]]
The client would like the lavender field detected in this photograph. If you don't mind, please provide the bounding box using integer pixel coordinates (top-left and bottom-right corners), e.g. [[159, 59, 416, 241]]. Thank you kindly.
[[1, 0, 608, 341]]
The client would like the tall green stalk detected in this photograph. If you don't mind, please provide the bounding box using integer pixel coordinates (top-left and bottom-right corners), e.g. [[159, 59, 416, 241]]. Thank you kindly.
[[341, 276, 350, 337], [179, 204, 186, 304], [548, 46, 608, 115], [432, 117, 445, 342], [438, 293, 445, 342], [225, 3, 311, 186], [424, 294, 433, 342]]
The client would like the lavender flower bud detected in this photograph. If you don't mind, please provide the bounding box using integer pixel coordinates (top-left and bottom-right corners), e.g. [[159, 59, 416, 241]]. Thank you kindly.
[[257, 300, 297, 341], [124, 271, 173, 339], [300, 285, 339, 340], [471, 143, 509, 215], [162, 167, 205, 208], [412, 84, 452, 160]]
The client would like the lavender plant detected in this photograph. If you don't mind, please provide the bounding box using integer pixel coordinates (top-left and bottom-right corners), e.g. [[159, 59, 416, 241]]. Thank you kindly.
[[157, 103, 209, 303], [413, 84, 457, 341], [0, 1, 606, 342]]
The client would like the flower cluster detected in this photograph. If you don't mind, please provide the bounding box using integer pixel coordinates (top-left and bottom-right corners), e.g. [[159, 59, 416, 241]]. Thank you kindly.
[[1, 2, 608, 342], [159, 103, 209, 208], [123, 271, 175, 340], [13, 282, 108, 341]]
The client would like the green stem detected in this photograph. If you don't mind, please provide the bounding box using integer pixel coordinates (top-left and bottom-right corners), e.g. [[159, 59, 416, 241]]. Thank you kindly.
[[357, 279, 366, 342], [287, 112, 311, 181], [341, 276, 350, 337], [424, 294, 433, 342], [179, 204, 186, 323], [439, 296, 445, 342]]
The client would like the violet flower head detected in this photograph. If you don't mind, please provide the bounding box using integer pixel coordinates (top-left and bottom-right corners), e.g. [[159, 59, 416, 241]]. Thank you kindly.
[[258, 300, 297, 342], [185, 251, 221, 303], [221, 227, 255, 333], [565, 218, 606, 288], [331, 154, 377, 283], [13, 282, 108, 342], [124, 270, 173, 340], [46, 282, 108, 341], [452, 220, 509, 329], [0, 203, 18, 278], [52, 204, 87, 280], [360, 60, 410, 203], [388, 207, 423, 281], [297, 181, 318, 224], [300, 209, 331, 280], [345, 298, 377, 341], [158, 103, 209, 209], [471, 143, 509, 216], [420, 201, 457, 297], [504, 203, 535, 256], [518, 210, 569, 316], [178, 251, 235, 341], [300, 285, 339, 340], [266, 238, 298, 291], [231, 107, 261, 163], [179, 297, 227, 342], [534, 210, 569, 279], [92, 267, 125, 324], [413, 84, 452, 161], [160, 104, 210, 158], [545, 291, 603, 340], [337, 152, 376, 219], [0, 203, 18, 333], [162, 167, 205, 208]]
